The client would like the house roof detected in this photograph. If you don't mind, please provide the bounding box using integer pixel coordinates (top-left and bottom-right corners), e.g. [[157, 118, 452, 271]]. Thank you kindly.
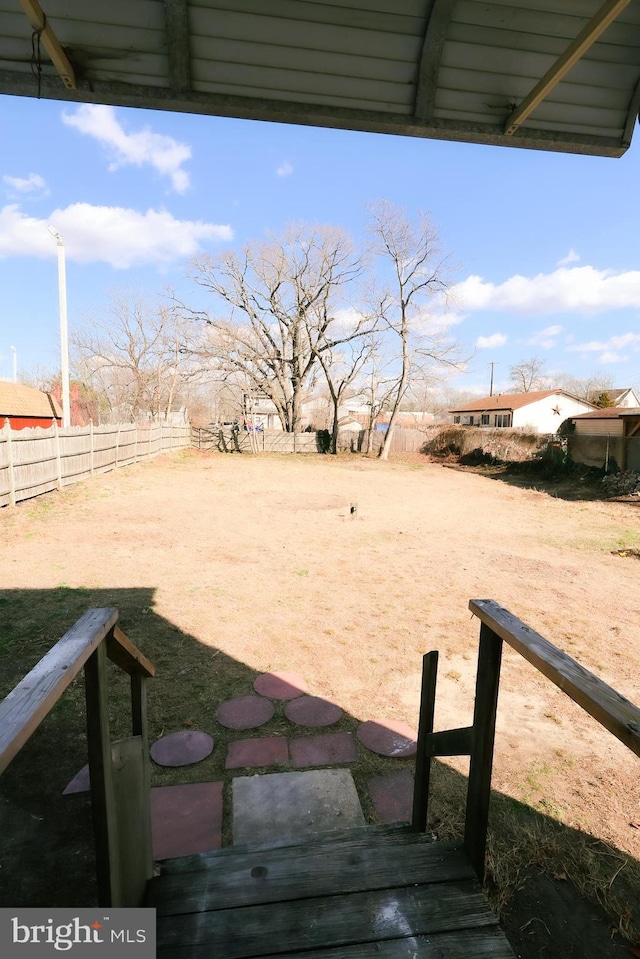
[[0, 2, 639, 157], [585, 388, 639, 403], [0, 381, 62, 418], [572, 406, 640, 419], [449, 390, 589, 414]]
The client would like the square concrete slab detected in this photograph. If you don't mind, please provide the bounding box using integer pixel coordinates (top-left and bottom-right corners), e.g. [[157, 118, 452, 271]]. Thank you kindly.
[[151, 782, 223, 860], [232, 769, 365, 849]]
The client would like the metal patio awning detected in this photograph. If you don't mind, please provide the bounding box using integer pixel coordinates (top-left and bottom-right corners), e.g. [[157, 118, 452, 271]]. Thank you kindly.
[[1, 0, 640, 157]]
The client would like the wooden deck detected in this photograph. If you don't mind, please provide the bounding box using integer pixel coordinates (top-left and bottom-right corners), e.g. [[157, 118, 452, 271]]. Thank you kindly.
[[148, 825, 515, 958]]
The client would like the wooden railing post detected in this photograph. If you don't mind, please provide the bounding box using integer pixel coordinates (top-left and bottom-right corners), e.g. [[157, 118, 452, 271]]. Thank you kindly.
[[412, 651, 438, 831], [464, 622, 503, 881], [84, 640, 121, 906]]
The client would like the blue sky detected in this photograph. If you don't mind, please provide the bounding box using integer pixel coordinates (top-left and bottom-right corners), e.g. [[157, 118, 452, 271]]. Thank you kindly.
[[1, 92, 639, 397]]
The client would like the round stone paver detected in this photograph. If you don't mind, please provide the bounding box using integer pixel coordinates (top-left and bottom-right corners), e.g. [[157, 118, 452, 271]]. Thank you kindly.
[[216, 695, 275, 730], [150, 730, 215, 767], [356, 720, 417, 758], [253, 672, 308, 700], [284, 696, 343, 727]]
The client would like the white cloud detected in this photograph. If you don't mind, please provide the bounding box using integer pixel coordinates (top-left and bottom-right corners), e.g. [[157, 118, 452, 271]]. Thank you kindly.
[[557, 248, 580, 267], [476, 333, 507, 349], [526, 324, 563, 349], [3, 172, 49, 198], [566, 332, 640, 365], [62, 104, 192, 193], [452, 266, 640, 315], [276, 161, 293, 177], [0, 203, 232, 268]]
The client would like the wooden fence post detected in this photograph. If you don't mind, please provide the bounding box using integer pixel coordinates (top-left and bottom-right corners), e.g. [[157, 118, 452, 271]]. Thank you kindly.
[[4, 419, 16, 507], [54, 421, 63, 490], [84, 642, 121, 906], [412, 651, 439, 831], [115, 426, 120, 469], [464, 623, 503, 881], [90, 420, 95, 476]]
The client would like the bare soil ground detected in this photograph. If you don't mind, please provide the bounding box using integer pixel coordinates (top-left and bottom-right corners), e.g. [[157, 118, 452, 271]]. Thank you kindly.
[[1, 450, 639, 957]]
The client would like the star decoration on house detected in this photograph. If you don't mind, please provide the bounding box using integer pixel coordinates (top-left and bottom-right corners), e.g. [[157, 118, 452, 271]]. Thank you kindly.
[[552, 405, 561, 415]]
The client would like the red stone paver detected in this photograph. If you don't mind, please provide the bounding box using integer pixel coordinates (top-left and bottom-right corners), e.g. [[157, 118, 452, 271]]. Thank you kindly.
[[356, 720, 417, 758], [216, 695, 275, 730], [284, 696, 343, 727], [290, 732, 357, 767], [226, 736, 289, 769], [63, 764, 90, 795], [150, 730, 214, 767], [253, 672, 308, 699], [368, 769, 415, 824], [151, 782, 223, 860]]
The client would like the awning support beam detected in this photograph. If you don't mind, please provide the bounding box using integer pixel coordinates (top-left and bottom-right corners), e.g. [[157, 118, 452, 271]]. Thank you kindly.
[[19, 0, 75, 90], [163, 0, 191, 93], [505, 0, 632, 136], [414, 0, 457, 122]]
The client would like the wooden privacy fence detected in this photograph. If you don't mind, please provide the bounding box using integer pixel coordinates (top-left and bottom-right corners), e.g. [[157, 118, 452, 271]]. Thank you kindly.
[[192, 427, 430, 455], [0, 421, 190, 507]]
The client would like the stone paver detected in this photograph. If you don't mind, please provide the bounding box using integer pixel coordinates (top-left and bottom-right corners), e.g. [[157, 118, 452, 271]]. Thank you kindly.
[[226, 736, 289, 769], [368, 769, 415, 824], [290, 731, 357, 768], [284, 696, 343, 727], [356, 720, 417, 758], [253, 672, 308, 699], [232, 769, 365, 849], [63, 764, 90, 795], [151, 782, 223, 860], [150, 730, 214, 767], [216, 695, 275, 730]]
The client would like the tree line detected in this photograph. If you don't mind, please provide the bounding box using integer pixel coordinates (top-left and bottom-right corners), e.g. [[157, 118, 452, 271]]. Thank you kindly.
[[65, 201, 464, 458]]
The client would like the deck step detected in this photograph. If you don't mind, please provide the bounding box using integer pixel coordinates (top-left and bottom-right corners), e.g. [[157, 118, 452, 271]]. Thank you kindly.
[[148, 829, 515, 958]]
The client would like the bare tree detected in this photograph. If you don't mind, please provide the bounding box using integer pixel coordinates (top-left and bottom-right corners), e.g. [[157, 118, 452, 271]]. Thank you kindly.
[[71, 290, 195, 422], [180, 224, 365, 433], [311, 330, 376, 454], [508, 355, 548, 393], [367, 201, 462, 461]]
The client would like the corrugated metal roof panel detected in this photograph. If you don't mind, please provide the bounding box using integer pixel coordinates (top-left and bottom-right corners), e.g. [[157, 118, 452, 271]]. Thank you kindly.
[[0, 0, 637, 157]]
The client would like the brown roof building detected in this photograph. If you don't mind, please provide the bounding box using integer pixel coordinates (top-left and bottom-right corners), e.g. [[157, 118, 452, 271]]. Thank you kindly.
[[0, 381, 62, 430]]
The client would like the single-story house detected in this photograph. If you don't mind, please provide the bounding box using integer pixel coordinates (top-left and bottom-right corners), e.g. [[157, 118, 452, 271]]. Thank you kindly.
[[449, 390, 597, 435], [585, 387, 640, 408], [568, 407, 640, 472], [0, 381, 62, 430]]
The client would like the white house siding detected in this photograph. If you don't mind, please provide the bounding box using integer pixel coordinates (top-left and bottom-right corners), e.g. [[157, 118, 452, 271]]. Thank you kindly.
[[513, 395, 594, 434]]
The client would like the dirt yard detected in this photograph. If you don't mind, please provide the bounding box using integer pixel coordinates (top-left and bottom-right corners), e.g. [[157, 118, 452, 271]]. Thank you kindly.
[[1, 449, 639, 955]]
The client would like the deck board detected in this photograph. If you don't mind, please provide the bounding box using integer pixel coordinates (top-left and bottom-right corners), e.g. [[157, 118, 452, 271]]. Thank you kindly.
[[151, 830, 514, 959], [149, 838, 473, 915]]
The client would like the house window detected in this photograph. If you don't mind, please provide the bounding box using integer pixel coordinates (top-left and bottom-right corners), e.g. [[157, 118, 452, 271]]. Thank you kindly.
[[496, 414, 511, 428], [453, 415, 460, 424], [481, 414, 489, 425]]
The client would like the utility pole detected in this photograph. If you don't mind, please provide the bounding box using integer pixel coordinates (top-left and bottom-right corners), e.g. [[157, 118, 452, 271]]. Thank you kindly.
[[489, 361, 496, 397], [48, 226, 71, 428]]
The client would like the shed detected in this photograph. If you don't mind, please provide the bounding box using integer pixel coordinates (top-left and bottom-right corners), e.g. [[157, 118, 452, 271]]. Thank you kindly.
[[449, 390, 596, 434], [569, 406, 640, 470], [0, 381, 62, 431]]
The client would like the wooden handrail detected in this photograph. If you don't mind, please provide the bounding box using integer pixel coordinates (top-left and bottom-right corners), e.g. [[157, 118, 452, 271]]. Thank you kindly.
[[0, 608, 155, 907], [0, 608, 117, 773], [469, 599, 640, 758], [413, 599, 640, 881]]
